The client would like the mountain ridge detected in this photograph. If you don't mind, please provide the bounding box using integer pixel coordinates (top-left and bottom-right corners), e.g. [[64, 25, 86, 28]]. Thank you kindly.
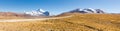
[[24, 9, 50, 16], [68, 8, 105, 14]]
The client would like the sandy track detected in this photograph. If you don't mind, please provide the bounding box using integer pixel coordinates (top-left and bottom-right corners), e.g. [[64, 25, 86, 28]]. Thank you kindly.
[[0, 15, 72, 22]]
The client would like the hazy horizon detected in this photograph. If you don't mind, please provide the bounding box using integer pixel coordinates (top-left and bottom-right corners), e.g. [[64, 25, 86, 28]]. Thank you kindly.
[[0, 0, 120, 15]]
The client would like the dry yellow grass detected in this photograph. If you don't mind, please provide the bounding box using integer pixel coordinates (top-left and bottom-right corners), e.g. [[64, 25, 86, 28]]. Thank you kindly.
[[0, 13, 120, 31]]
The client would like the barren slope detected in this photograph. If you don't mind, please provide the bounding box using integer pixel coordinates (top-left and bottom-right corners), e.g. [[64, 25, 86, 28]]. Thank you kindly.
[[0, 13, 120, 31], [0, 12, 49, 19]]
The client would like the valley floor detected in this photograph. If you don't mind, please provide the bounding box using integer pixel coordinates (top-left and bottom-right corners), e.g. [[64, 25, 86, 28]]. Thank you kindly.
[[0, 14, 120, 31]]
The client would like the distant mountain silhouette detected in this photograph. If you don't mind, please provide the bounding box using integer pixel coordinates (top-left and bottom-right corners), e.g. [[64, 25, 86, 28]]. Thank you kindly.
[[66, 8, 105, 14]]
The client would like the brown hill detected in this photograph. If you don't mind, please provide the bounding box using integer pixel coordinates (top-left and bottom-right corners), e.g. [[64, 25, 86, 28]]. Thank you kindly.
[[0, 12, 31, 19], [0, 13, 120, 31], [0, 12, 49, 19]]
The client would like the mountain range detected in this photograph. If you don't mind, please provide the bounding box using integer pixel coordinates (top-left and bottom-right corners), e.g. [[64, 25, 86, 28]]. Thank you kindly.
[[0, 8, 120, 31], [0, 8, 106, 19], [24, 8, 105, 16], [68, 8, 105, 14]]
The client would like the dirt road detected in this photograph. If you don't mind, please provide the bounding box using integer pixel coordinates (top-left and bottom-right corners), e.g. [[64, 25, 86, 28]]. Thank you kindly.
[[0, 15, 72, 22]]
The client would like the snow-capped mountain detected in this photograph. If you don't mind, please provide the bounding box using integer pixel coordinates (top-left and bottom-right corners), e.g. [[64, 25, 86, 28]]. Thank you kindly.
[[95, 9, 105, 13], [69, 8, 105, 13], [24, 9, 49, 16]]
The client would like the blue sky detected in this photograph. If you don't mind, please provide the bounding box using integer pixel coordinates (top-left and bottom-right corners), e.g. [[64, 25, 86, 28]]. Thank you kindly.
[[0, 0, 120, 15]]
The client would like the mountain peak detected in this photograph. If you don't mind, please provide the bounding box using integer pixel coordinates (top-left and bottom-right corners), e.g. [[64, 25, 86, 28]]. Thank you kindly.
[[37, 9, 46, 13], [24, 9, 49, 16], [67, 8, 105, 14]]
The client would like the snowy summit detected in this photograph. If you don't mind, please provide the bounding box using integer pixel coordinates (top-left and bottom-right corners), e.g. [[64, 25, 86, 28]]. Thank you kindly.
[[69, 8, 105, 14], [24, 9, 49, 16]]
